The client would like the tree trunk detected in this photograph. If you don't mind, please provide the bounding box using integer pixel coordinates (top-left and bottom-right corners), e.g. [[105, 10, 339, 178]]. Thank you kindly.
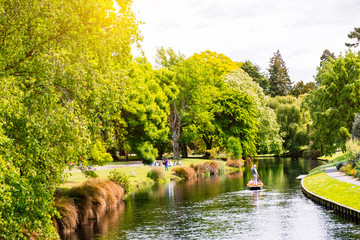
[[181, 142, 188, 158], [169, 100, 181, 159], [203, 136, 213, 159]]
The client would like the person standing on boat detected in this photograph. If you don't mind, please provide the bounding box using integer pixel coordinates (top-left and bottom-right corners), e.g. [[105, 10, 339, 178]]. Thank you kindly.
[[251, 165, 258, 186]]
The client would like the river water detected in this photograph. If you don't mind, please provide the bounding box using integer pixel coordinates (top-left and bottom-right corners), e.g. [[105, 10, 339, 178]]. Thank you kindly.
[[67, 157, 360, 240]]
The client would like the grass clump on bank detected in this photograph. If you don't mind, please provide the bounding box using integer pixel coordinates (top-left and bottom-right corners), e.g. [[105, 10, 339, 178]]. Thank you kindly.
[[147, 168, 165, 181], [53, 179, 124, 235], [172, 166, 197, 180]]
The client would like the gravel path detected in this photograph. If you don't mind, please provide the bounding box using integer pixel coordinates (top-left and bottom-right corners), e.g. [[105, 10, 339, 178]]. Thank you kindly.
[[325, 167, 360, 186]]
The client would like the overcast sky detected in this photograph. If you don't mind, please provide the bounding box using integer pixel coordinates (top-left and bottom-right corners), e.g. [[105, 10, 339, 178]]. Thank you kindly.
[[131, 0, 360, 83]]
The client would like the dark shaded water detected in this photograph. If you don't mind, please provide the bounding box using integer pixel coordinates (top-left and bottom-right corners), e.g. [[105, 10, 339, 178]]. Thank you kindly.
[[65, 157, 360, 240]]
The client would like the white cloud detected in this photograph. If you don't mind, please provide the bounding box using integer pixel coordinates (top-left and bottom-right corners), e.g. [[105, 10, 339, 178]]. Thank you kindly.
[[131, 0, 360, 83]]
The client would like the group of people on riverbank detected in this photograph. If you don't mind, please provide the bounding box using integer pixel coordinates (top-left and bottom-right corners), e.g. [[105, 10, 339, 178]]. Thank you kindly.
[[151, 158, 181, 171]]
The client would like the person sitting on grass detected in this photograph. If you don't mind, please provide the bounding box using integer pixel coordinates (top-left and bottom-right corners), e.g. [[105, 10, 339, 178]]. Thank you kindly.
[[176, 160, 182, 165]]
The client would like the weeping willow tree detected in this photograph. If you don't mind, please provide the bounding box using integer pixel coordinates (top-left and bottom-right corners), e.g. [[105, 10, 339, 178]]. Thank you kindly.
[[268, 95, 310, 155]]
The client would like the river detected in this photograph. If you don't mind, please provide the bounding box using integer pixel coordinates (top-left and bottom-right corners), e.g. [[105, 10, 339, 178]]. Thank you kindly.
[[64, 157, 360, 240]]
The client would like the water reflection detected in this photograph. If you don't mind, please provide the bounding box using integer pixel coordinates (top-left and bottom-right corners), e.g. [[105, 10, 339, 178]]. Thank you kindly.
[[65, 157, 360, 240]]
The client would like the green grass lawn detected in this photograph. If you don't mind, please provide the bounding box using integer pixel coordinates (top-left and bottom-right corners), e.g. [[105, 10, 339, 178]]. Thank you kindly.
[[303, 173, 360, 210], [61, 158, 231, 191], [303, 152, 360, 210]]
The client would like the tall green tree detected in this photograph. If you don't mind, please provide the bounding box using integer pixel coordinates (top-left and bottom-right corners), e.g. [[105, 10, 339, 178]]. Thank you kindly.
[[120, 58, 170, 164], [222, 70, 283, 156], [320, 49, 336, 66], [346, 27, 360, 48], [290, 81, 317, 97], [268, 50, 292, 97], [0, 0, 140, 238], [240, 60, 269, 94], [307, 51, 360, 156], [268, 95, 310, 155]]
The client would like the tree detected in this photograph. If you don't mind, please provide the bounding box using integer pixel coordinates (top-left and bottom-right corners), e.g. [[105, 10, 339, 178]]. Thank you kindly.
[[320, 49, 336, 66], [120, 59, 171, 164], [0, 0, 140, 237], [240, 60, 269, 94], [156, 49, 239, 159], [268, 50, 292, 97], [223, 71, 283, 156], [290, 81, 317, 97], [307, 51, 360, 156], [268, 96, 310, 155], [345, 27, 360, 48]]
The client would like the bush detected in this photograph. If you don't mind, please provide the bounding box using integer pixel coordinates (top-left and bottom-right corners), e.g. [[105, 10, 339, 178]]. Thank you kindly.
[[83, 170, 98, 179], [135, 142, 158, 165], [206, 147, 219, 160], [171, 166, 197, 180], [226, 137, 242, 160], [336, 160, 347, 171], [147, 168, 165, 181], [107, 170, 130, 193]]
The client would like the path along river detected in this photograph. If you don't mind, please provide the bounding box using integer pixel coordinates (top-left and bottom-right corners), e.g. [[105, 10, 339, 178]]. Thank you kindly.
[[65, 157, 360, 240]]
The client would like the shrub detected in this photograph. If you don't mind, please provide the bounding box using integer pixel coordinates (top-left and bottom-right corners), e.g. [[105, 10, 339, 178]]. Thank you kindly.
[[206, 147, 219, 160], [135, 141, 158, 165], [336, 161, 347, 171], [226, 137, 242, 160], [83, 170, 98, 179], [147, 168, 165, 181], [226, 159, 242, 168], [108, 170, 131, 193], [172, 166, 197, 180]]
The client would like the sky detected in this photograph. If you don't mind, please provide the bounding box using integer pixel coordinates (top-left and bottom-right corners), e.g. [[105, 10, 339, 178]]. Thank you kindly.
[[131, 0, 360, 83]]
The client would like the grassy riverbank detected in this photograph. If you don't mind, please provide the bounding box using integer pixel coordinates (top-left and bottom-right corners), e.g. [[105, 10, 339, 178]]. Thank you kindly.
[[61, 158, 237, 194], [303, 152, 360, 210]]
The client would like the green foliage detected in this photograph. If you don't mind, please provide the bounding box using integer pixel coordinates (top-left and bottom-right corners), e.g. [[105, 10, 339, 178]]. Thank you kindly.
[[0, 0, 140, 236], [83, 170, 99, 179], [122, 59, 171, 163], [268, 50, 292, 97], [240, 60, 269, 93], [307, 51, 360, 155], [147, 168, 165, 181], [346, 27, 360, 48], [107, 170, 130, 193], [206, 147, 219, 160], [0, 158, 58, 239], [88, 140, 113, 166], [226, 137, 243, 160], [268, 95, 310, 154], [135, 142, 158, 165], [290, 81, 317, 97], [352, 114, 360, 140], [223, 71, 283, 156], [320, 49, 336, 67]]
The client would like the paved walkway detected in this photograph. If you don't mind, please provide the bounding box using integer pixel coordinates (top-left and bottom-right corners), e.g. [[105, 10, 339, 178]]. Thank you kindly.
[[325, 167, 360, 186], [68, 161, 143, 173]]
